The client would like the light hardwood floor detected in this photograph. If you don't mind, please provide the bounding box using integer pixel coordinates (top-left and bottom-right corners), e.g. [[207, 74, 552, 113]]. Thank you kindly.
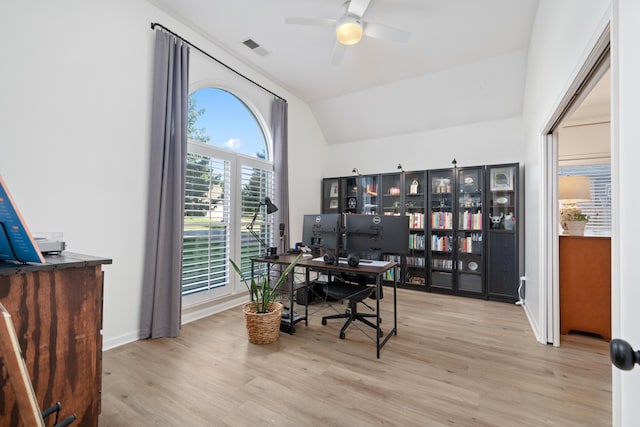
[[100, 290, 611, 426]]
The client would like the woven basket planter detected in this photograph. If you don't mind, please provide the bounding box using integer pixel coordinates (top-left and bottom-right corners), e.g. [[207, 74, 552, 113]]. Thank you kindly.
[[242, 302, 283, 344]]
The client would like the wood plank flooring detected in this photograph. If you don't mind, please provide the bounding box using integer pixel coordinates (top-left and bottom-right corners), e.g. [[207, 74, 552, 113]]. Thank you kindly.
[[100, 290, 611, 426]]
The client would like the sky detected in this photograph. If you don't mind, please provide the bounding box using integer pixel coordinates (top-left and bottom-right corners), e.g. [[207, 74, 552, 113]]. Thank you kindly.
[[191, 88, 267, 158]]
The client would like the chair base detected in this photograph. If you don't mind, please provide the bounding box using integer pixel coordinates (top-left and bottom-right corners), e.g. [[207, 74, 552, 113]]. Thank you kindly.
[[322, 300, 382, 339]]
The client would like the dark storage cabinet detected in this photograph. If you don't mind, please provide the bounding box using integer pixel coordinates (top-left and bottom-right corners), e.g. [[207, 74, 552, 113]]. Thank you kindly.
[[427, 166, 485, 298], [321, 163, 521, 302], [486, 163, 520, 302]]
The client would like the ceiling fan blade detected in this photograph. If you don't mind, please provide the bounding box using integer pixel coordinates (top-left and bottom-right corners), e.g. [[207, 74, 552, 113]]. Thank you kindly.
[[331, 42, 347, 65], [347, 0, 371, 18], [363, 22, 411, 43], [285, 17, 336, 27]]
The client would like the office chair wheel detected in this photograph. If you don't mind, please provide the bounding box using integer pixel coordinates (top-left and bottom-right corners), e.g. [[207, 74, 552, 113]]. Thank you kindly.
[[322, 318, 327, 325], [340, 331, 346, 339]]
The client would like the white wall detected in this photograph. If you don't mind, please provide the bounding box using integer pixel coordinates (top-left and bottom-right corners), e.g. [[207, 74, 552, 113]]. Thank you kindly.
[[326, 117, 524, 177], [521, 0, 611, 342], [559, 122, 611, 161], [0, 0, 327, 349], [316, 50, 528, 145]]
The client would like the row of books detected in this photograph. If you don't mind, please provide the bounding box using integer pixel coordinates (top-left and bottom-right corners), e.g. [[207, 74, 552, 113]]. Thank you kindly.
[[432, 258, 453, 270], [431, 211, 453, 229], [408, 212, 425, 229], [409, 233, 425, 250], [406, 256, 426, 267], [431, 235, 452, 252], [458, 233, 482, 254], [459, 210, 482, 230]]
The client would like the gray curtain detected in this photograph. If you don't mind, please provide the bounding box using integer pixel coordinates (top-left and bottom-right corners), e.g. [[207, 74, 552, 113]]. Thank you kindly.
[[140, 30, 189, 339], [272, 98, 290, 252]]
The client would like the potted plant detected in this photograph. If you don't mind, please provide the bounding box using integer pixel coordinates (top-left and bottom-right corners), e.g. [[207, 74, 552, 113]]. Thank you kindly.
[[230, 254, 301, 344], [560, 208, 589, 236]]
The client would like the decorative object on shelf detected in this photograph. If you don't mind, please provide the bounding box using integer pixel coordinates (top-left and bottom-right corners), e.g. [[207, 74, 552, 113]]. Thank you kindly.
[[348, 197, 357, 209], [468, 261, 478, 271], [230, 254, 301, 344], [329, 200, 338, 209], [495, 196, 509, 205], [490, 212, 504, 229], [389, 186, 400, 195], [247, 197, 279, 259], [434, 178, 450, 193], [490, 167, 514, 191], [329, 182, 339, 197], [503, 213, 514, 230], [559, 175, 591, 236], [410, 179, 419, 195]]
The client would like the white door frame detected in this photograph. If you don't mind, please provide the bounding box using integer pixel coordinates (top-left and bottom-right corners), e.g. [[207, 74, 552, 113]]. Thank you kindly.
[[540, 27, 611, 347]]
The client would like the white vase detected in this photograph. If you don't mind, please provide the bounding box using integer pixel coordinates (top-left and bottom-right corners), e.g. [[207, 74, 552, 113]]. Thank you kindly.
[[564, 221, 587, 236]]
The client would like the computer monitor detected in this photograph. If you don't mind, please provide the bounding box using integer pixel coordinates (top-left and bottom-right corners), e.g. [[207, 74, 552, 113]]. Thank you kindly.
[[301, 214, 342, 254], [344, 214, 409, 256]]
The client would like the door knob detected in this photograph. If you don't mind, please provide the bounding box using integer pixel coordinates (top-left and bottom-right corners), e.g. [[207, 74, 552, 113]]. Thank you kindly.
[[610, 338, 640, 370]]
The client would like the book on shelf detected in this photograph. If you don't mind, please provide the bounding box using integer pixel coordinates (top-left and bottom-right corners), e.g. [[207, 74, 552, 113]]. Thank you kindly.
[[458, 210, 482, 230], [431, 235, 451, 252], [407, 212, 425, 229], [430, 211, 452, 229]]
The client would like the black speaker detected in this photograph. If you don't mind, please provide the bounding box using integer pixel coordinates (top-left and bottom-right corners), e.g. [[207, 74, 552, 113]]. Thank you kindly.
[[323, 253, 336, 265], [347, 253, 360, 267]]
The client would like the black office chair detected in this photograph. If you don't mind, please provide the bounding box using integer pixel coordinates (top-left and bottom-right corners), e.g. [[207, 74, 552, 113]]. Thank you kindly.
[[321, 281, 383, 340]]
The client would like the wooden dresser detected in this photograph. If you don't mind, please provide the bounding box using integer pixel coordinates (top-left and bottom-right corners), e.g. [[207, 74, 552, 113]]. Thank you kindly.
[[559, 236, 611, 341], [0, 252, 111, 427]]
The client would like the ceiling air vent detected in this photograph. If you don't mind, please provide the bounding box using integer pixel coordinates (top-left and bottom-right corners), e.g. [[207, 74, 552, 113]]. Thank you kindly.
[[242, 38, 269, 57]]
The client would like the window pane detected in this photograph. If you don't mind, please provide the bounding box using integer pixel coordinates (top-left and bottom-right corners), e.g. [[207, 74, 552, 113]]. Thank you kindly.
[[559, 163, 611, 236], [182, 154, 231, 295], [240, 165, 275, 277], [189, 88, 268, 159]]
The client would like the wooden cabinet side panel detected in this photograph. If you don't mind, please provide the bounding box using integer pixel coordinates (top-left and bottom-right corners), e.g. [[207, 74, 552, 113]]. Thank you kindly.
[[559, 236, 611, 341], [0, 266, 103, 427]]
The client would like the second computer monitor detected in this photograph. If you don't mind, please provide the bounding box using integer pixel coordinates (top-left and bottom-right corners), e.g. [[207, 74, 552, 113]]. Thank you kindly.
[[344, 214, 409, 255], [301, 213, 342, 253]]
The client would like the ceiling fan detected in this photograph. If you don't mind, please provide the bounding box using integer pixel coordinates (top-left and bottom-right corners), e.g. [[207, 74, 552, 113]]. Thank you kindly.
[[285, 0, 411, 65]]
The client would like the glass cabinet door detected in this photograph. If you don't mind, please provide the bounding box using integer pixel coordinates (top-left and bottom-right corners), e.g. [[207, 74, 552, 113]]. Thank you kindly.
[[381, 173, 402, 216], [487, 165, 517, 232], [456, 167, 484, 295], [341, 176, 359, 214], [428, 169, 454, 290], [405, 171, 426, 287], [360, 174, 379, 215], [322, 178, 340, 213]]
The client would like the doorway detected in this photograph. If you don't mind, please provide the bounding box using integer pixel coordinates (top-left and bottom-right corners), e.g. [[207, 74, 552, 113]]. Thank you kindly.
[[542, 33, 611, 347]]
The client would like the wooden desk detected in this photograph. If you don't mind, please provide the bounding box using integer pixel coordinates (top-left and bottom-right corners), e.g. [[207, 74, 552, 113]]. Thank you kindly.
[[0, 252, 111, 427], [252, 254, 398, 358], [559, 236, 611, 341]]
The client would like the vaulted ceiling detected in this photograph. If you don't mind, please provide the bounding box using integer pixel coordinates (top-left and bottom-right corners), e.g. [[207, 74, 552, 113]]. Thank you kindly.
[[148, 0, 540, 144]]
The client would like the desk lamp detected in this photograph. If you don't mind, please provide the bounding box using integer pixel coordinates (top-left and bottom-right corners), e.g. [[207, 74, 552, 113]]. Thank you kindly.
[[558, 175, 591, 235], [247, 197, 279, 259]]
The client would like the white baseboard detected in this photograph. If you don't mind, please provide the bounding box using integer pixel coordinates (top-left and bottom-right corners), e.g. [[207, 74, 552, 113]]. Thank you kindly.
[[102, 295, 248, 352]]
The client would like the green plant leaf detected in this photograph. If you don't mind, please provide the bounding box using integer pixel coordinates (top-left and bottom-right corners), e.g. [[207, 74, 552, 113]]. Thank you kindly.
[[230, 254, 302, 313]]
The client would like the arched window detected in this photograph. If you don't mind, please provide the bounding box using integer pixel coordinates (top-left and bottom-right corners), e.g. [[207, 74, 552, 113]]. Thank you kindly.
[[182, 87, 274, 305]]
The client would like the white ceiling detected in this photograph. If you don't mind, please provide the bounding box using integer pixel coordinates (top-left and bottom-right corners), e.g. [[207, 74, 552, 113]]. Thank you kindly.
[[148, 0, 540, 144]]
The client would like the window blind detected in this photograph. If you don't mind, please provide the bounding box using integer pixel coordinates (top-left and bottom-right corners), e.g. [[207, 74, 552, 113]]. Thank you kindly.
[[239, 164, 275, 278], [558, 163, 611, 236], [182, 153, 231, 295]]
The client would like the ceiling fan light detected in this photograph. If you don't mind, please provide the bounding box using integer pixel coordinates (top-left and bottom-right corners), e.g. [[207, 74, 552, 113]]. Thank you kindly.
[[336, 19, 363, 45]]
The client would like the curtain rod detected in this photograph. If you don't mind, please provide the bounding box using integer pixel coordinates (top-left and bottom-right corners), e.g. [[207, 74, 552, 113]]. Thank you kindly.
[[150, 22, 287, 103]]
